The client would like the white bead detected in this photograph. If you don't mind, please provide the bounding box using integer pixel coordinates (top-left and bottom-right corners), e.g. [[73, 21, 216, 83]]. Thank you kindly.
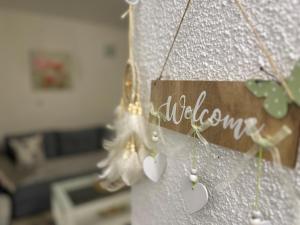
[[251, 210, 263, 219], [152, 131, 159, 142], [189, 174, 198, 183], [191, 168, 198, 174], [250, 218, 263, 225], [152, 131, 158, 136], [185, 108, 193, 119], [152, 136, 159, 142]]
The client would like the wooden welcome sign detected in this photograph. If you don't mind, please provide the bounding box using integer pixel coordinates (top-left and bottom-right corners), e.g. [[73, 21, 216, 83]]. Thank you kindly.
[[151, 80, 300, 168]]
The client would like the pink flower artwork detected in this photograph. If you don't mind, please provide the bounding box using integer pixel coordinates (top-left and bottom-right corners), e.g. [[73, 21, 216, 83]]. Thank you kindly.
[[31, 51, 72, 90]]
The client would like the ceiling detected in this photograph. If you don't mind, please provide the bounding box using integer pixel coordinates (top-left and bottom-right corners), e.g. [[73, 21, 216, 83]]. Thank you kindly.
[[0, 0, 128, 28]]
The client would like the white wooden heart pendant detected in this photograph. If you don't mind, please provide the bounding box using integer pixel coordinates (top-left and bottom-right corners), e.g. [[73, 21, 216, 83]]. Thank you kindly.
[[143, 153, 167, 183], [181, 178, 209, 213]]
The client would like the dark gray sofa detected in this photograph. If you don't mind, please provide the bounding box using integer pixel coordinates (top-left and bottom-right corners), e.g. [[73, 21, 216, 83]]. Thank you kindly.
[[0, 126, 109, 218]]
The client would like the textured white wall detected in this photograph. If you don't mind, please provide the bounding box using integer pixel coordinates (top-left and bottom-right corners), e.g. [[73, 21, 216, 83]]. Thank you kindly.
[[0, 9, 127, 142], [132, 0, 300, 224]]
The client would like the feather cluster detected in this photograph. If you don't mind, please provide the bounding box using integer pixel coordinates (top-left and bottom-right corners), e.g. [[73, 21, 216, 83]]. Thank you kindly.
[[97, 100, 150, 191], [97, 2, 151, 192]]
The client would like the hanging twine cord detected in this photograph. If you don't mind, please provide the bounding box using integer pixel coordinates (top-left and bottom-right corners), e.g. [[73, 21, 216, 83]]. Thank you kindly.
[[122, 5, 142, 105], [128, 6, 140, 103], [156, 0, 295, 103], [189, 119, 212, 171], [233, 0, 295, 101], [128, 6, 134, 68], [191, 132, 197, 170], [157, 0, 192, 80]]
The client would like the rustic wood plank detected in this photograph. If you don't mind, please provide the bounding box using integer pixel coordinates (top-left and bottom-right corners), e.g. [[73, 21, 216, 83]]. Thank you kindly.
[[150, 80, 300, 168]]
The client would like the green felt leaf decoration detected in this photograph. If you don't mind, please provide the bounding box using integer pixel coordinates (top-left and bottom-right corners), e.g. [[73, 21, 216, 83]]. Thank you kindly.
[[245, 60, 300, 119], [286, 62, 300, 106]]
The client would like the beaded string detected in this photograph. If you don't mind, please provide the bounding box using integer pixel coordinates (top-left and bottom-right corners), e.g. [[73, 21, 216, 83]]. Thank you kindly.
[[189, 119, 213, 188], [254, 147, 264, 210], [191, 132, 198, 171], [190, 131, 198, 189]]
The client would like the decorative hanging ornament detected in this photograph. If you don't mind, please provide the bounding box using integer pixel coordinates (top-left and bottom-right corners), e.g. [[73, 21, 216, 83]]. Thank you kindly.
[[214, 118, 291, 191], [145, 0, 299, 222], [246, 60, 300, 119], [142, 103, 168, 183], [97, 5, 150, 191], [98, 64, 150, 191], [149, 0, 300, 168], [181, 118, 212, 213], [181, 170, 209, 214], [215, 118, 292, 224], [143, 153, 167, 183]]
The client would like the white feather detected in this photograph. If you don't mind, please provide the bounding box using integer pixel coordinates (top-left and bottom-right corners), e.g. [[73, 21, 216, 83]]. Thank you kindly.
[[137, 144, 148, 162], [114, 112, 150, 147], [97, 104, 151, 191], [117, 151, 143, 186], [98, 167, 112, 180]]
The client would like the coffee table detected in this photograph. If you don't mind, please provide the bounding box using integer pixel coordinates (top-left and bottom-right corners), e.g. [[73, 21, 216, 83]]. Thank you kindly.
[[51, 174, 130, 225]]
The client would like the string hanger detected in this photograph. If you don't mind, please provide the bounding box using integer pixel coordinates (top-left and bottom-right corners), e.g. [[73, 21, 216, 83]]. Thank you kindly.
[[157, 0, 193, 80], [233, 0, 295, 101], [122, 5, 141, 105], [156, 0, 296, 101]]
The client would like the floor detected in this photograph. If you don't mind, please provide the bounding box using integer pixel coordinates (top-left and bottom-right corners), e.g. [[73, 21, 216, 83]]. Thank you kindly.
[[12, 212, 54, 225]]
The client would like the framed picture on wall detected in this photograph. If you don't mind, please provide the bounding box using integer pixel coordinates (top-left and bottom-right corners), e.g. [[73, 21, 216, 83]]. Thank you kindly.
[[30, 50, 72, 90]]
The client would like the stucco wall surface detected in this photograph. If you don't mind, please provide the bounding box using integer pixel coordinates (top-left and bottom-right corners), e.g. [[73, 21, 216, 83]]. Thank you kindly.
[[131, 0, 300, 224]]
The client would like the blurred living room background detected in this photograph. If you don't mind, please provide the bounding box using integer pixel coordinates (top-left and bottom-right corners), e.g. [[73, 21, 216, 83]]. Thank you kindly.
[[0, 1, 130, 225]]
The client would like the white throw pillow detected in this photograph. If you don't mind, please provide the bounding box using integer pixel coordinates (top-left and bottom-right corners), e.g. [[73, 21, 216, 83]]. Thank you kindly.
[[9, 134, 45, 168]]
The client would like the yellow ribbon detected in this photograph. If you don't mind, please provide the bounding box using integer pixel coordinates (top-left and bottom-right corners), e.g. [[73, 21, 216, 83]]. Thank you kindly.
[[188, 118, 213, 170], [245, 118, 291, 166], [150, 103, 167, 125]]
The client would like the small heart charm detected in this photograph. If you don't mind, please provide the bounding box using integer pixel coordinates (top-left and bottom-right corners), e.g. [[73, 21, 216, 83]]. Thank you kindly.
[[143, 153, 167, 183], [182, 178, 209, 213]]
